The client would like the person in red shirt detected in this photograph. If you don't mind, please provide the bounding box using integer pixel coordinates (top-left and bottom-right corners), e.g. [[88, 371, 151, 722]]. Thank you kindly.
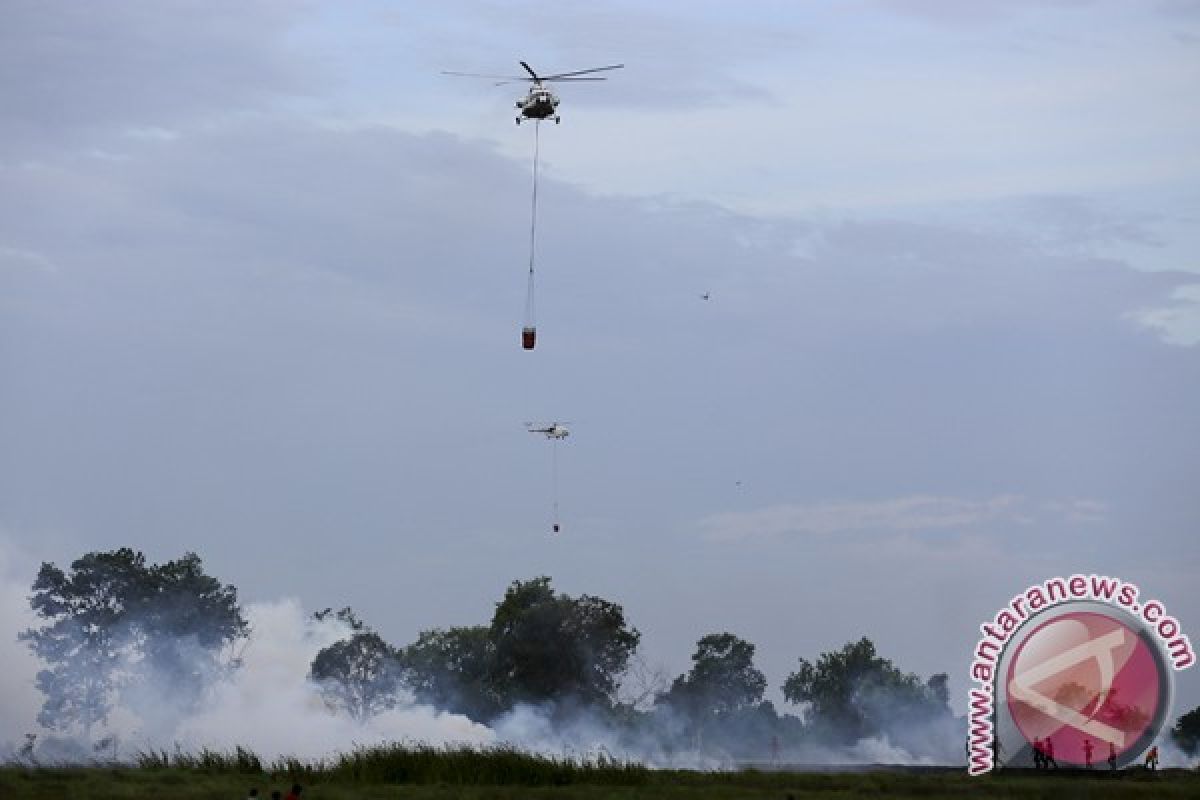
[[284, 784, 303, 800]]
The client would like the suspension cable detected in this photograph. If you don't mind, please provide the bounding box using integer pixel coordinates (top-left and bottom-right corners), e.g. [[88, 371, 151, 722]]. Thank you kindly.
[[524, 121, 540, 327], [552, 434, 560, 532]]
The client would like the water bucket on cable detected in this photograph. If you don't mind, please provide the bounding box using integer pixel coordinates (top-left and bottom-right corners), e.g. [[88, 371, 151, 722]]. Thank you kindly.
[[522, 326, 536, 350]]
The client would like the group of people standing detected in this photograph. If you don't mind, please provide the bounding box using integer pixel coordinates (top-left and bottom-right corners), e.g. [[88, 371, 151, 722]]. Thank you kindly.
[[1030, 735, 1151, 771]]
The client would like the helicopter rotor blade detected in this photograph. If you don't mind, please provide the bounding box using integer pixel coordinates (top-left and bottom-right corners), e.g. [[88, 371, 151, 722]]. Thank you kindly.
[[539, 64, 624, 80], [519, 61, 541, 82], [441, 70, 529, 81], [542, 77, 609, 82]]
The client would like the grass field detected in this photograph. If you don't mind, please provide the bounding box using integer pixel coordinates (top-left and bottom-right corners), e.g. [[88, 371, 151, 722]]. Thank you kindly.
[[2, 766, 1198, 799], [1, 745, 1196, 800]]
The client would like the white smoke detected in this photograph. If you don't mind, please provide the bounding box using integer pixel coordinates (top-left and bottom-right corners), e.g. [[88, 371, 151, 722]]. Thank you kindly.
[[0, 538, 963, 769], [166, 599, 494, 760], [0, 537, 41, 749], [0, 538, 492, 762], [10, 540, 1180, 770], [792, 735, 939, 767], [489, 704, 730, 769]]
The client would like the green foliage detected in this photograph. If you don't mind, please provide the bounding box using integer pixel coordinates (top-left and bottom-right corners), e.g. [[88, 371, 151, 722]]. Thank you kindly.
[[400, 577, 640, 721], [488, 577, 641, 711], [19, 549, 247, 737], [400, 626, 498, 721], [325, 742, 649, 786], [133, 742, 649, 786], [782, 637, 949, 744], [136, 745, 263, 773], [660, 633, 767, 719], [1172, 705, 1200, 756]]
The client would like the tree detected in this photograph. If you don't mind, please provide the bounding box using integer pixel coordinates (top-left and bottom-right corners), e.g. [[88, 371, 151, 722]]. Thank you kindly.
[[20, 549, 247, 737], [1171, 706, 1200, 757], [310, 629, 404, 722], [782, 637, 949, 744], [401, 626, 498, 721], [488, 577, 641, 711], [397, 576, 641, 721], [659, 633, 767, 719], [20, 550, 147, 735]]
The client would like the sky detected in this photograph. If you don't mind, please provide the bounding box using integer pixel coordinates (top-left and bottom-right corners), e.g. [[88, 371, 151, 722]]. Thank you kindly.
[[1, 0, 1199, 725]]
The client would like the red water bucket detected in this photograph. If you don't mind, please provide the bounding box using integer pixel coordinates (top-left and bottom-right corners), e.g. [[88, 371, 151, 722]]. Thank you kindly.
[[522, 326, 536, 350]]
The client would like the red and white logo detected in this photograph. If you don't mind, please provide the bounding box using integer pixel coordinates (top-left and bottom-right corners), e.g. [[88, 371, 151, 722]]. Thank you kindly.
[[1005, 610, 1166, 766]]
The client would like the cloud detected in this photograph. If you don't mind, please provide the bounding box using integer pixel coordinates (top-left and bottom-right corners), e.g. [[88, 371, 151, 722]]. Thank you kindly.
[[376, 1, 784, 111], [1, 117, 1195, 553], [869, 0, 1102, 28], [998, 195, 1165, 250], [700, 494, 1110, 542], [1128, 284, 1200, 346], [2, 98, 1197, 728], [0, 1, 310, 153], [0, 246, 56, 274]]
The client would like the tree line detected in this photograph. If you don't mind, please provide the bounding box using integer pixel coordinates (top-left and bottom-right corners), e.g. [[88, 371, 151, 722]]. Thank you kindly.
[[19, 549, 1200, 760]]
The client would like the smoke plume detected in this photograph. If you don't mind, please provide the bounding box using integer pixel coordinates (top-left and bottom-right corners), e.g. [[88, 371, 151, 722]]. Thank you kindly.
[[0, 540, 491, 762]]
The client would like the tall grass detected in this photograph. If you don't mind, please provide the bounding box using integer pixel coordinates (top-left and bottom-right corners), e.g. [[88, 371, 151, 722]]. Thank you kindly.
[[136, 745, 262, 773], [135, 743, 650, 786]]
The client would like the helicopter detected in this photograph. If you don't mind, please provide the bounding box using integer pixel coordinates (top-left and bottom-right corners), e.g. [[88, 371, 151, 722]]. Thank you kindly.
[[526, 421, 570, 440], [442, 61, 623, 124]]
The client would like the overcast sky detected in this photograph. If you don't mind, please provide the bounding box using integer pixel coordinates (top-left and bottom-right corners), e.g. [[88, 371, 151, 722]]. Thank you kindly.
[[1, 0, 1198, 717]]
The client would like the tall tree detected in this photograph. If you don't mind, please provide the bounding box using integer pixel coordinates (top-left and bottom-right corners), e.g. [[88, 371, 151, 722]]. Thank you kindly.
[[659, 633, 767, 718], [19, 550, 147, 735], [488, 576, 641, 711], [20, 549, 247, 737], [782, 637, 949, 744], [397, 577, 640, 721]]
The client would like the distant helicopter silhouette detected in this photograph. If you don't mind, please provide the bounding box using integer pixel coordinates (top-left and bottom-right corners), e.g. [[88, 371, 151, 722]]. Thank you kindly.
[[443, 60, 623, 124], [526, 421, 570, 440]]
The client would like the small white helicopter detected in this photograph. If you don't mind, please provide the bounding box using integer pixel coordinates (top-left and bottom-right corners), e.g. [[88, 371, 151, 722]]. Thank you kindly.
[[526, 421, 570, 440], [443, 61, 623, 124]]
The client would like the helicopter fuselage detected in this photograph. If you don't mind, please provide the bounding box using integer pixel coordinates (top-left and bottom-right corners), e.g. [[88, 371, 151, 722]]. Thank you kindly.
[[517, 87, 560, 122]]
